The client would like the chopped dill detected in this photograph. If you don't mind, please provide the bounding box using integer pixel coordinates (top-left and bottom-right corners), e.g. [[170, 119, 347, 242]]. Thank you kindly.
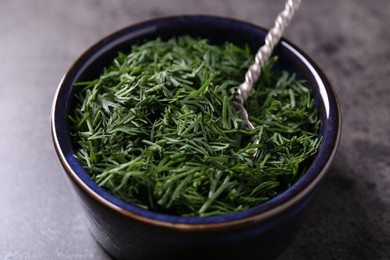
[[69, 36, 321, 217]]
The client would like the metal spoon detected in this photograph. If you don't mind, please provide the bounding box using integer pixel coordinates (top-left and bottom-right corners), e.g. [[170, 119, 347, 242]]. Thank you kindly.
[[234, 0, 302, 154]]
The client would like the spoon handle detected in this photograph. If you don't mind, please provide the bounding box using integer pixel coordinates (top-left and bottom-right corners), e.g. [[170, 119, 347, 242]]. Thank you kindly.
[[237, 0, 302, 104]]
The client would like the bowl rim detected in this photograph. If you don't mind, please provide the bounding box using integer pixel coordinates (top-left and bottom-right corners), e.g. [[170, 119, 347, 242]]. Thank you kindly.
[[51, 14, 341, 231]]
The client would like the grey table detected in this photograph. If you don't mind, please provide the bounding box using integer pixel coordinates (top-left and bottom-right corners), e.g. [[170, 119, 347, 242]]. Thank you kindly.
[[1, 1, 389, 259]]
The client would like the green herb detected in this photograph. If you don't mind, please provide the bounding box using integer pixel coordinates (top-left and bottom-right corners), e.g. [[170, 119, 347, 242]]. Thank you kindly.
[[69, 36, 321, 217]]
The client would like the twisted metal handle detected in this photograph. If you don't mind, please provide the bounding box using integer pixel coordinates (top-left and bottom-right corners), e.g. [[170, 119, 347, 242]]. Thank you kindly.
[[236, 0, 302, 104]]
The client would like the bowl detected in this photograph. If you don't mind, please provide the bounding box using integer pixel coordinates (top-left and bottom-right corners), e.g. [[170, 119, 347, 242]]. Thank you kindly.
[[51, 15, 341, 260]]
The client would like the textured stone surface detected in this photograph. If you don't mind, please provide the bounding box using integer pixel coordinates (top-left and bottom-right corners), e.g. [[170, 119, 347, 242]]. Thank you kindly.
[[1, 0, 389, 259]]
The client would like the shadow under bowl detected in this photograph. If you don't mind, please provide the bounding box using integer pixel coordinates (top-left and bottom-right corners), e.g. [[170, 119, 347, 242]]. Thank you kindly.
[[51, 15, 341, 260]]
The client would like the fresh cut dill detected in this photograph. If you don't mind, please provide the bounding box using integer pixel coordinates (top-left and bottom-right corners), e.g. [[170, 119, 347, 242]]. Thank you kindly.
[[69, 36, 321, 217]]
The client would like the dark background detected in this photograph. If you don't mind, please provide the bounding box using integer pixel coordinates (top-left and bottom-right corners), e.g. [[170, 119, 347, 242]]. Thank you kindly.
[[1, 0, 389, 259]]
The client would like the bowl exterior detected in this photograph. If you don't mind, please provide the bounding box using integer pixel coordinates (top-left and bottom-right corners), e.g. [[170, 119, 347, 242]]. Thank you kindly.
[[64, 169, 317, 260], [52, 15, 340, 260]]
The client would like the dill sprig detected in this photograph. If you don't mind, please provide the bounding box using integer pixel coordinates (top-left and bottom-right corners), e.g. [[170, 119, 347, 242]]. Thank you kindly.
[[69, 36, 320, 217]]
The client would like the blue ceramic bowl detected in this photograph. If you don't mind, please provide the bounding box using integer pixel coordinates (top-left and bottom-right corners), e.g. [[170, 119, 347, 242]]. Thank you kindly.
[[51, 15, 341, 260]]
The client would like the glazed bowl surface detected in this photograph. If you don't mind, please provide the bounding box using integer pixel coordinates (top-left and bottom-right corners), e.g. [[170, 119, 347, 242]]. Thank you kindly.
[[51, 15, 341, 260]]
